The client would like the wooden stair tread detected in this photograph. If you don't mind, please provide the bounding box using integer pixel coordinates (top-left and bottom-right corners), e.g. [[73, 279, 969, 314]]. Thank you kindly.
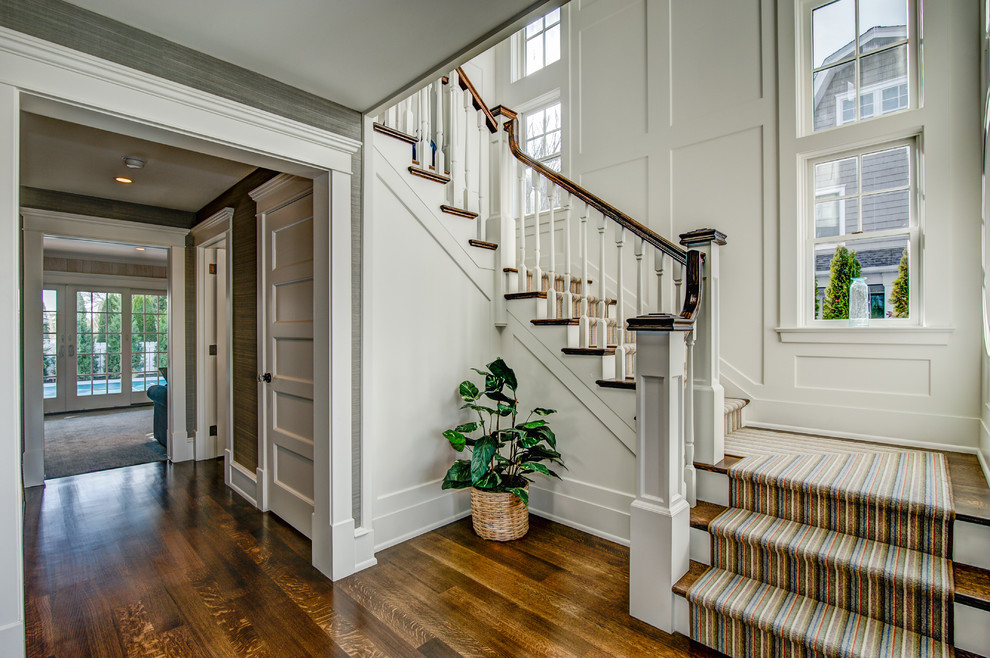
[[531, 318, 579, 326], [694, 456, 741, 474], [690, 501, 728, 530], [440, 205, 478, 219], [408, 166, 450, 184], [596, 378, 634, 390], [953, 563, 990, 611], [672, 560, 709, 598], [505, 291, 547, 300], [945, 452, 990, 527], [562, 347, 616, 356], [373, 122, 417, 144], [468, 239, 497, 250]]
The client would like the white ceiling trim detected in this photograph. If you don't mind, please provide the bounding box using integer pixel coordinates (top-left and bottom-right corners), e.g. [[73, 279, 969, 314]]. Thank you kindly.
[[0, 26, 361, 172], [190, 206, 233, 246]]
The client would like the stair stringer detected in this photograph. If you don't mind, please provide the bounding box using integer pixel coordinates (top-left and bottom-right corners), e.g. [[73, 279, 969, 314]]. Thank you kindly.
[[374, 137, 495, 275]]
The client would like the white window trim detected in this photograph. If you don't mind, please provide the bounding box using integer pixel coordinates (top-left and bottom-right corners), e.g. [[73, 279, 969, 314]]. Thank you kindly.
[[801, 0, 920, 136], [511, 6, 563, 82], [804, 136, 922, 327], [835, 77, 909, 126]]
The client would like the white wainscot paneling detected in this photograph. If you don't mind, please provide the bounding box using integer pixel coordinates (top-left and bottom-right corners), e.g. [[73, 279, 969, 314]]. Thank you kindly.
[[580, 156, 649, 221], [672, 126, 764, 384], [578, 0, 647, 155], [368, 175, 493, 544], [795, 356, 931, 397], [670, 0, 764, 126]]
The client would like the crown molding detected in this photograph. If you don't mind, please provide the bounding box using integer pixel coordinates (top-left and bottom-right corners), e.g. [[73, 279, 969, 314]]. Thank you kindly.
[[190, 207, 233, 245], [20, 207, 188, 246]]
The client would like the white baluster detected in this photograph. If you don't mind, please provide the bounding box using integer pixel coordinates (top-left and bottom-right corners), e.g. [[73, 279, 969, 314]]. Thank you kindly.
[[419, 85, 431, 168], [615, 228, 627, 379], [655, 251, 665, 313], [476, 112, 486, 239], [684, 328, 697, 506], [435, 78, 445, 175], [386, 105, 397, 129], [674, 260, 683, 314], [635, 238, 646, 316], [462, 87, 473, 211], [545, 182, 557, 319], [561, 193, 573, 319], [532, 176, 543, 293], [517, 163, 528, 289], [596, 213, 607, 349], [579, 203, 591, 347]]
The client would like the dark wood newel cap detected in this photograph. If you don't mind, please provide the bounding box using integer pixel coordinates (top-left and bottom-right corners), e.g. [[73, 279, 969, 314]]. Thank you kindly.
[[627, 313, 690, 332], [490, 105, 518, 121], [679, 229, 727, 247]]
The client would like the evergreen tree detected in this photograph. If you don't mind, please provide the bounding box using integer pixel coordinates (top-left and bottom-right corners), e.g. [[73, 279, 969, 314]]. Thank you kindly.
[[890, 248, 909, 318], [822, 245, 862, 319]]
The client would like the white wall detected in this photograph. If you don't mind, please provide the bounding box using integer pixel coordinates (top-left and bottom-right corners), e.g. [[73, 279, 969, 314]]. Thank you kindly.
[[485, 0, 984, 452]]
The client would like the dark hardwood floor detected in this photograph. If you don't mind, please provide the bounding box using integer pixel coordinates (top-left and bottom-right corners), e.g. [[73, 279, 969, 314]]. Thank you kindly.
[[24, 459, 718, 657]]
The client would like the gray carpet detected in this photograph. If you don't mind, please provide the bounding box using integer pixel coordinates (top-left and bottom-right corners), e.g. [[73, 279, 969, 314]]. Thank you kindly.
[[44, 407, 166, 480]]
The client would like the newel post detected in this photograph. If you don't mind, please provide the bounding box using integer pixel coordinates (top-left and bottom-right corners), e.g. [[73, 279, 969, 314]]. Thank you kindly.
[[626, 316, 691, 633], [679, 229, 727, 466]]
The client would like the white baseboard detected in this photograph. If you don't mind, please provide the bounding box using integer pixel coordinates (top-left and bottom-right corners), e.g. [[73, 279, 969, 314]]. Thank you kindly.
[[0, 620, 24, 658], [224, 449, 258, 507], [529, 478, 633, 546], [170, 431, 195, 462], [21, 449, 43, 488], [745, 419, 980, 455], [373, 482, 470, 551]]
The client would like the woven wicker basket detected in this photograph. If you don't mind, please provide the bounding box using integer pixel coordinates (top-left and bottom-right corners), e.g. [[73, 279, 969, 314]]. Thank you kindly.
[[470, 486, 529, 541]]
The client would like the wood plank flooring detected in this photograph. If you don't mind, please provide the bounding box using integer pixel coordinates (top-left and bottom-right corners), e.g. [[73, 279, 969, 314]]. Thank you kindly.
[[25, 459, 718, 657]]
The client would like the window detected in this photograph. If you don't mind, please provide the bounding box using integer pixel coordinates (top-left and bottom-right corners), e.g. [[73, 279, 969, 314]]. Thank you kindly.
[[520, 8, 561, 78], [131, 294, 168, 392], [522, 101, 562, 213], [810, 141, 916, 321], [42, 289, 57, 399], [811, 0, 910, 131]]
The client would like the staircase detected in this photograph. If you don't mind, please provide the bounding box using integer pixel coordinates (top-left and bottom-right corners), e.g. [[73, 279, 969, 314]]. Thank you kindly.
[[373, 68, 990, 657]]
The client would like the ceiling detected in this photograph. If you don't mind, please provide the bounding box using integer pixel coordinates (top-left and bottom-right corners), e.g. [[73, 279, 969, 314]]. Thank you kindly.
[[62, 0, 545, 111], [20, 112, 257, 212], [43, 236, 169, 265]]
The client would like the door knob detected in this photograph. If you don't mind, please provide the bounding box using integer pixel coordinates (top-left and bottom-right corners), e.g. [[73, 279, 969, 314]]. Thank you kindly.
[[259, 372, 272, 383]]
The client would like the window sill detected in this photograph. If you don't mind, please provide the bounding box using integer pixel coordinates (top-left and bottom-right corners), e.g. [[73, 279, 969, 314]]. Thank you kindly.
[[774, 326, 954, 345]]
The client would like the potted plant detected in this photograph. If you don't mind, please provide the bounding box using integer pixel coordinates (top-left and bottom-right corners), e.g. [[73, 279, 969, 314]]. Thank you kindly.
[[440, 357, 565, 541]]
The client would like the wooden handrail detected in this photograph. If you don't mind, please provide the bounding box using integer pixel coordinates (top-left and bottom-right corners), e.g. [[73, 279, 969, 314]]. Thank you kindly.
[[625, 250, 703, 332], [454, 67, 687, 264], [455, 67, 498, 134]]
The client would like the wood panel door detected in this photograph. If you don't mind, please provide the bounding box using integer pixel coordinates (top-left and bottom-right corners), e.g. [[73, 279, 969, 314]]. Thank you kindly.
[[260, 190, 315, 538]]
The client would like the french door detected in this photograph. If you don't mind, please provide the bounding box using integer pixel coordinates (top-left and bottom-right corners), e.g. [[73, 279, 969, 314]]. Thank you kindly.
[[42, 286, 168, 413]]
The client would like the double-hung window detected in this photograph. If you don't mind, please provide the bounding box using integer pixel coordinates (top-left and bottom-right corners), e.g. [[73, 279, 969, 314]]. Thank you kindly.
[[803, 0, 919, 324], [522, 101, 562, 213], [811, 141, 917, 320], [519, 8, 561, 79]]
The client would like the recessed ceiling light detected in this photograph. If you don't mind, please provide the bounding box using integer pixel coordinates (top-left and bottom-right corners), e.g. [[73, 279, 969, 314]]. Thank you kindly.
[[135, 247, 146, 251], [122, 156, 146, 169], [114, 176, 133, 184]]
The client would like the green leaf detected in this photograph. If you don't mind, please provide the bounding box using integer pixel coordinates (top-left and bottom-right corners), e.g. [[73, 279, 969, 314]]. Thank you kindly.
[[531, 407, 556, 416], [487, 358, 517, 391], [521, 462, 552, 477], [471, 367, 490, 378], [521, 445, 561, 461], [442, 429, 467, 452], [459, 380, 480, 402], [484, 374, 504, 393], [470, 436, 498, 483], [520, 434, 541, 448], [455, 422, 479, 434], [475, 471, 502, 490], [485, 390, 515, 404], [507, 487, 529, 505], [461, 403, 497, 415], [441, 460, 472, 489], [496, 402, 514, 417], [518, 420, 548, 429]]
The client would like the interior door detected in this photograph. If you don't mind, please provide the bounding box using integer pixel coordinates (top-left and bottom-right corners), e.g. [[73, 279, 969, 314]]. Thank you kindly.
[[68, 289, 130, 411], [261, 191, 315, 538]]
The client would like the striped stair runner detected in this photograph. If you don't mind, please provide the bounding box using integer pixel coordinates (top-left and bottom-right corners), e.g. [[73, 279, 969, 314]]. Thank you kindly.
[[686, 445, 955, 657]]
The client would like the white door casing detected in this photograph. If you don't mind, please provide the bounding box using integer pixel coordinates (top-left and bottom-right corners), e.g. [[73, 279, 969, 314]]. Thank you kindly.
[[252, 175, 316, 539]]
